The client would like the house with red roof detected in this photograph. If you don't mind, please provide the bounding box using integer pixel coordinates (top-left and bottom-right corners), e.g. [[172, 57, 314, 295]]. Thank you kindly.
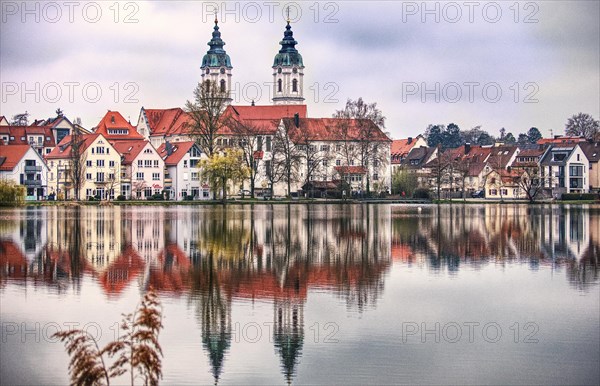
[[45, 133, 122, 200], [0, 125, 57, 156], [93, 110, 143, 141], [0, 144, 49, 200], [273, 117, 391, 195], [112, 140, 165, 199], [390, 136, 427, 173], [156, 141, 208, 200]]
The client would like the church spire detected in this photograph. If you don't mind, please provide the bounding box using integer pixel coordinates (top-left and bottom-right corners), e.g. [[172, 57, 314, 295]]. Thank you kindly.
[[272, 18, 305, 105], [201, 13, 233, 104]]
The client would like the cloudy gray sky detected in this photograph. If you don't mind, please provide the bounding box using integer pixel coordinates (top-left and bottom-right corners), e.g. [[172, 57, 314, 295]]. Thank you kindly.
[[1, 0, 598, 139]]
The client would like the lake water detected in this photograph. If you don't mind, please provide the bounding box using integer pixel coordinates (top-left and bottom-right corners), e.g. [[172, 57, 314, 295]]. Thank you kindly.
[[1, 204, 599, 385]]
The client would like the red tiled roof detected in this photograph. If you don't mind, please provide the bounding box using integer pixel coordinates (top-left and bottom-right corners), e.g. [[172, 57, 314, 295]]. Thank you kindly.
[[537, 136, 586, 145], [45, 133, 101, 159], [226, 104, 307, 120], [334, 166, 367, 175], [156, 141, 196, 166], [144, 108, 192, 137], [94, 110, 143, 140], [0, 145, 33, 171], [0, 126, 56, 147], [391, 138, 420, 160], [282, 118, 390, 143], [111, 140, 151, 165]]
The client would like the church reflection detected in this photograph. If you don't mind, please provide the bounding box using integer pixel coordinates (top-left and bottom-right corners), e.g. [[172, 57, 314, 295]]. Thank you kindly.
[[1, 204, 599, 383]]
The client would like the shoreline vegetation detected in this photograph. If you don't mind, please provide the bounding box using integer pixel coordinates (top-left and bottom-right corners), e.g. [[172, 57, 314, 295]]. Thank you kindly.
[[3, 198, 599, 207]]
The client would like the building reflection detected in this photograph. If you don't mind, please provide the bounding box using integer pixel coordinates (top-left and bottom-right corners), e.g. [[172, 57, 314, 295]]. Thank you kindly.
[[1, 204, 599, 383], [390, 204, 599, 290]]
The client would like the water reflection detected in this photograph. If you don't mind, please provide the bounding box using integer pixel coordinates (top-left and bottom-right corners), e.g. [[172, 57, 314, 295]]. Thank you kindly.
[[391, 205, 599, 290], [1, 204, 599, 383]]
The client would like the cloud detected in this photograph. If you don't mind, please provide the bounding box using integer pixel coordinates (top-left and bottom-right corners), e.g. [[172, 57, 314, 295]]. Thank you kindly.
[[0, 1, 598, 138]]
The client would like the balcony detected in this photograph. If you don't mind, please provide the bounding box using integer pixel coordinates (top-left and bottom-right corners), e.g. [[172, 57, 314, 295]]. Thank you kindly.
[[23, 179, 42, 187], [24, 165, 42, 172]]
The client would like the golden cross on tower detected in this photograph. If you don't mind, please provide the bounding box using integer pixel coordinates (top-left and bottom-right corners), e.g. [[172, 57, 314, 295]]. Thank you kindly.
[[214, 10, 218, 24], [286, 6, 290, 23]]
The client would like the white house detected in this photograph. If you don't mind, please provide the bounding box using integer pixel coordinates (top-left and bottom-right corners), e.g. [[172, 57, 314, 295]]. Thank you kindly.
[[112, 140, 165, 199], [46, 133, 122, 200], [539, 144, 589, 196], [0, 144, 49, 200], [156, 141, 208, 200]]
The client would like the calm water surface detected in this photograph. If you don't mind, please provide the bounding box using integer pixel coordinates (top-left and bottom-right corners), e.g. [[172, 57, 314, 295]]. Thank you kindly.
[[1, 204, 599, 385]]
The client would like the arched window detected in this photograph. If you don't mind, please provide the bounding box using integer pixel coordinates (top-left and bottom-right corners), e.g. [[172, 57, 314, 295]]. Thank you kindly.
[[220, 79, 226, 93], [277, 79, 282, 93], [292, 79, 298, 92]]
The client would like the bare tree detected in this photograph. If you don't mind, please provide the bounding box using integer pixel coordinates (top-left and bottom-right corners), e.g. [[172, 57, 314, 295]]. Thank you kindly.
[[185, 81, 230, 157], [295, 130, 334, 195], [333, 98, 388, 196], [565, 112, 599, 141], [11, 112, 29, 126], [427, 146, 451, 201], [66, 128, 87, 201], [230, 119, 261, 198], [272, 122, 302, 197]]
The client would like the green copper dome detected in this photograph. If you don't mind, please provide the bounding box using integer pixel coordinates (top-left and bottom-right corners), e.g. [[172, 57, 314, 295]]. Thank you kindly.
[[201, 20, 232, 69], [273, 22, 303, 68]]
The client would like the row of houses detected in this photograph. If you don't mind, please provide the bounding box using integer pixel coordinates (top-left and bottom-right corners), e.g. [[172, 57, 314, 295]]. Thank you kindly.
[[0, 104, 392, 200], [390, 135, 599, 199]]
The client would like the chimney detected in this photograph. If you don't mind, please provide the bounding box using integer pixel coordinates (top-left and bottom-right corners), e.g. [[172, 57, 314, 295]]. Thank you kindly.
[[294, 113, 300, 128], [407, 137, 412, 144], [465, 143, 471, 154]]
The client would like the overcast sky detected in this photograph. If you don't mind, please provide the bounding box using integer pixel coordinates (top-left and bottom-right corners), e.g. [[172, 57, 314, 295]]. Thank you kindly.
[[1, 0, 598, 139]]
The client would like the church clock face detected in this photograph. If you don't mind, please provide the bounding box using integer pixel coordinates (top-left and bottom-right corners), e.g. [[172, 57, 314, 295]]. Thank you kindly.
[[220, 67, 225, 74], [205, 68, 210, 74], [293, 67, 297, 74], [277, 67, 282, 74]]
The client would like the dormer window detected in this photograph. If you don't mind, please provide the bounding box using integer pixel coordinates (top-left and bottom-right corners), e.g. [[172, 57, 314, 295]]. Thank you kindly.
[[110, 116, 115, 124]]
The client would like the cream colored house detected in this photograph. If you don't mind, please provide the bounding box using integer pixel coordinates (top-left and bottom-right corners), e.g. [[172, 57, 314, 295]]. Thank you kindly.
[[45, 133, 122, 200]]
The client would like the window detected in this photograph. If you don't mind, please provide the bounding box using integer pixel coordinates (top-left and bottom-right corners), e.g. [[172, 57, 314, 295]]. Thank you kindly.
[[144, 160, 152, 167], [183, 172, 188, 181], [86, 160, 92, 167], [153, 160, 159, 167], [108, 173, 115, 180], [220, 79, 226, 93], [292, 79, 298, 92], [266, 136, 272, 152], [322, 160, 328, 167], [136, 172, 144, 180], [321, 145, 329, 151], [336, 159, 341, 166], [86, 173, 92, 180], [183, 160, 188, 168], [96, 146, 105, 154], [191, 172, 199, 181], [138, 160, 143, 167], [277, 79, 283, 92], [109, 160, 115, 167], [373, 173, 379, 181], [96, 172, 104, 182], [97, 160, 104, 167], [257, 136, 263, 151], [152, 173, 160, 181]]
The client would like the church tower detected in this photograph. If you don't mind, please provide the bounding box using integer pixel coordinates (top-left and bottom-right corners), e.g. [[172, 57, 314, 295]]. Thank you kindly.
[[272, 19, 305, 105], [201, 16, 233, 104]]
